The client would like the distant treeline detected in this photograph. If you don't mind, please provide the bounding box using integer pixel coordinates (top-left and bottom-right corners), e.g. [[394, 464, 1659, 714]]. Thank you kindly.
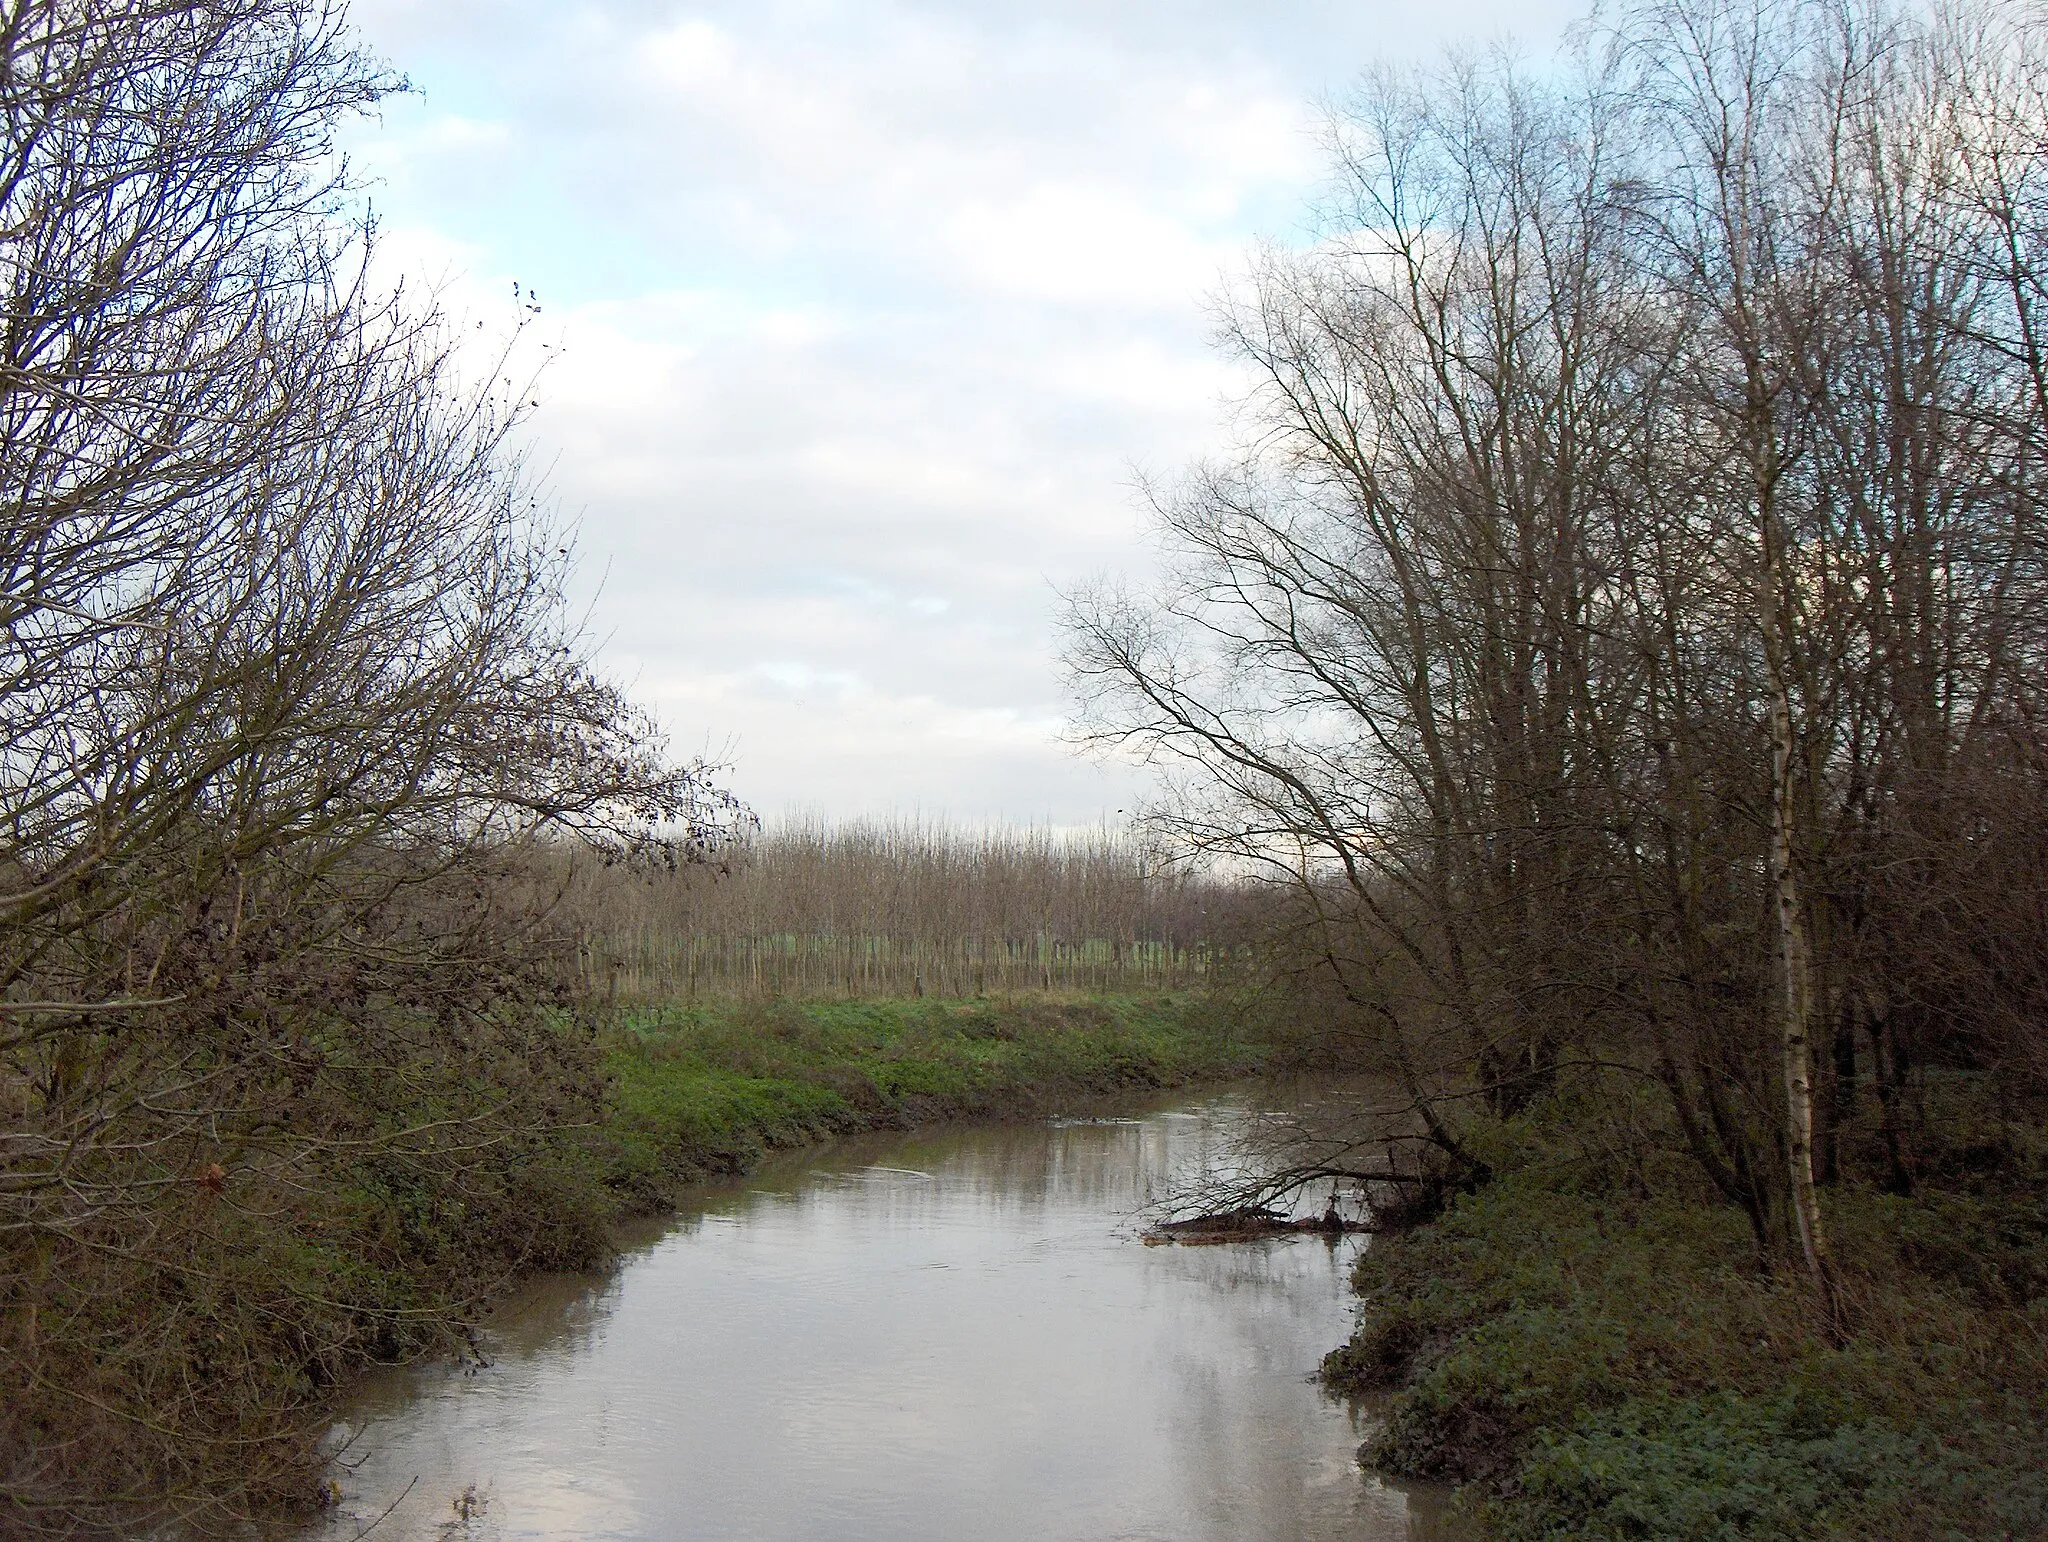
[[564, 818, 1246, 998]]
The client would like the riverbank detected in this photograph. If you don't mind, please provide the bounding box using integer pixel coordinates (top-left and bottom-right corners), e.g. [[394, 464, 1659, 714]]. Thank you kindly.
[[1318, 1077, 2048, 1539], [376, 990, 1266, 1328], [589, 993, 1268, 1211], [23, 992, 1259, 1531]]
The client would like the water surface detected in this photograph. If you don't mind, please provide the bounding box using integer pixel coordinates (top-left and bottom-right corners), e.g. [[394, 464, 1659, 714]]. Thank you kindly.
[[308, 1090, 1450, 1541]]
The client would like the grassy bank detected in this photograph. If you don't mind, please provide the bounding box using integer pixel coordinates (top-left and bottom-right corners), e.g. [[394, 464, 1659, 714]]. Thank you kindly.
[[354, 991, 1263, 1296], [588, 993, 1265, 1209], [427, 992, 1262, 1295], [1319, 1080, 2048, 1540], [5, 991, 1257, 1533]]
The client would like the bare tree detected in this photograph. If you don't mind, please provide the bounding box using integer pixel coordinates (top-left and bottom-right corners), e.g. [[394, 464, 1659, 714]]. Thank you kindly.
[[1066, 0, 2048, 1314], [560, 815, 1239, 1000], [0, 2, 744, 1529]]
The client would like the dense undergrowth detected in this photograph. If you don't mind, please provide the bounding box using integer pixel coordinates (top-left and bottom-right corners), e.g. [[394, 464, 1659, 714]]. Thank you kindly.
[[1320, 1078, 2048, 1540]]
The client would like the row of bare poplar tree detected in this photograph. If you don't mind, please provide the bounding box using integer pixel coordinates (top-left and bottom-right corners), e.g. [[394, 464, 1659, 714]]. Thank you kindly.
[[565, 817, 1235, 998], [1069, 0, 2048, 1318], [0, 1, 736, 1526]]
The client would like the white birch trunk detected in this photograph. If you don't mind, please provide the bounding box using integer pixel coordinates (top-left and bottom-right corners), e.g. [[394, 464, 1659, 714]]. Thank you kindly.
[[1761, 554, 1838, 1326]]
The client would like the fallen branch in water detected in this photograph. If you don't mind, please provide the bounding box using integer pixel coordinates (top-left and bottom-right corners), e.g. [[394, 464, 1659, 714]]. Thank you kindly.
[[1142, 1204, 1369, 1245]]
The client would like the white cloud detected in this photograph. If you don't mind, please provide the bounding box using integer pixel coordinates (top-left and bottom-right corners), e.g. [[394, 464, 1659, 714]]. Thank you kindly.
[[945, 186, 1234, 307], [338, 0, 1579, 822]]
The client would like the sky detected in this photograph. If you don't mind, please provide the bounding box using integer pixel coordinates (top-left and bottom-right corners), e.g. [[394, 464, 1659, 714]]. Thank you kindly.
[[342, 0, 1579, 827]]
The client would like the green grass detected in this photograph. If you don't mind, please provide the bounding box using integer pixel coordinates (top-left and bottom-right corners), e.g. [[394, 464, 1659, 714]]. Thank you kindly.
[[588, 993, 1264, 1209], [1320, 1084, 2048, 1540]]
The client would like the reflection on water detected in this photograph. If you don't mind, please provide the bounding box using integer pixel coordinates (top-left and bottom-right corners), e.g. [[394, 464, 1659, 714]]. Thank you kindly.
[[304, 1091, 1455, 1542]]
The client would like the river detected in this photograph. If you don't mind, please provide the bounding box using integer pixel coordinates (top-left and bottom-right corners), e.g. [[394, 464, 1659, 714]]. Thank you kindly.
[[303, 1087, 1456, 1541]]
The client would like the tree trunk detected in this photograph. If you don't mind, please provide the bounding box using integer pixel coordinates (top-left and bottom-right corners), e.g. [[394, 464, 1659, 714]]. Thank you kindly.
[[1765, 628, 1841, 1331]]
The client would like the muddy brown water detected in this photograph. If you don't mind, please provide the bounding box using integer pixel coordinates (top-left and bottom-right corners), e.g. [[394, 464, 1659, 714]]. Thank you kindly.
[[302, 1088, 1458, 1541]]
